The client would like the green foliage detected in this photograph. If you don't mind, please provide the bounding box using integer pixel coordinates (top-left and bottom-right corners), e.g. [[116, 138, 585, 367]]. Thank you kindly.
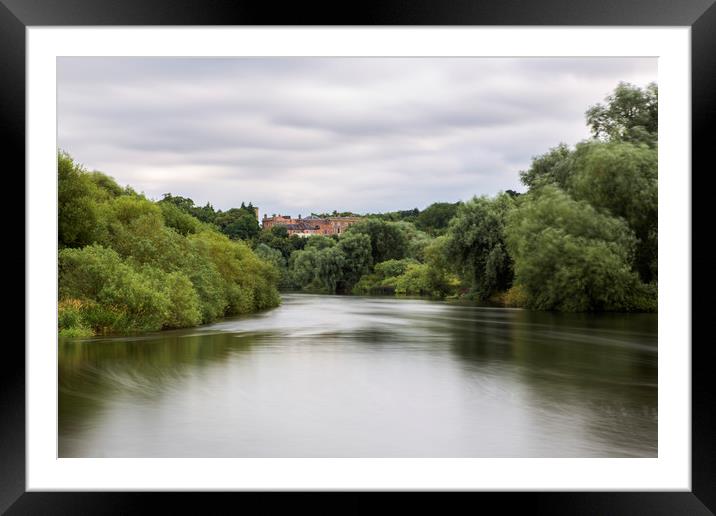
[[374, 258, 416, 278], [57, 153, 280, 335], [87, 171, 124, 197], [159, 193, 197, 213], [254, 243, 286, 267], [337, 232, 373, 291], [519, 143, 573, 190], [394, 263, 432, 296], [254, 243, 289, 288], [159, 193, 218, 224], [392, 221, 432, 261], [58, 152, 105, 248], [422, 235, 460, 297], [180, 250, 228, 323], [352, 251, 456, 298], [288, 247, 321, 291], [364, 208, 419, 223], [304, 235, 336, 250], [59, 326, 95, 338], [58, 299, 94, 337], [315, 247, 346, 293], [159, 194, 262, 239], [254, 226, 306, 259], [346, 218, 408, 264], [139, 266, 202, 328], [500, 284, 529, 308], [504, 186, 650, 311], [310, 210, 361, 218], [566, 140, 658, 282], [215, 207, 260, 241], [159, 201, 203, 236], [352, 258, 416, 295], [288, 245, 346, 293], [59, 245, 172, 333], [59, 81, 658, 316], [188, 230, 280, 314], [415, 202, 460, 235], [446, 193, 515, 300], [585, 82, 658, 147], [269, 225, 289, 238]]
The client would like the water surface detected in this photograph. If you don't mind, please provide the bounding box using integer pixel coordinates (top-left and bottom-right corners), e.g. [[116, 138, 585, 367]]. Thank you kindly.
[[59, 294, 657, 457]]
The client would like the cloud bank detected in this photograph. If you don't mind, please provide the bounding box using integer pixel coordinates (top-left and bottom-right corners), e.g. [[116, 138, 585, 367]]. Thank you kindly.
[[57, 57, 656, 217]]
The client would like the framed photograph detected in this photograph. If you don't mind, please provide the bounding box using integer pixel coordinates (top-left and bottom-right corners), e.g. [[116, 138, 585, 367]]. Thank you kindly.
[[7, 0, 712, 512]]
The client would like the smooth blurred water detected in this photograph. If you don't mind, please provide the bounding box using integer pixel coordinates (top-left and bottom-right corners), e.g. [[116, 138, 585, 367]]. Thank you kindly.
[[59, 293, 657, 457]]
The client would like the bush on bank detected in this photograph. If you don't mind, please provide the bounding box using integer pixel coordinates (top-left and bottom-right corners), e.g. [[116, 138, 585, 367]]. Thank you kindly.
[[58, 153, 280, 336]]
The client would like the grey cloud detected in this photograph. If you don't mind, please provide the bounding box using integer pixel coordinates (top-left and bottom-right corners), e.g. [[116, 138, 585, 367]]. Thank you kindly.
[[57, 57, 656, 216]]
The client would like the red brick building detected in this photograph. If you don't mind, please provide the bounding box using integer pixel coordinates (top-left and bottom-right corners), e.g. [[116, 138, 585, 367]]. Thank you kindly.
[[261, 214, 361, 237]]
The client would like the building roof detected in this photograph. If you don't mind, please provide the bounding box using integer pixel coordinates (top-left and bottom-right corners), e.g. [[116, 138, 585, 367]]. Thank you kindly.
[[285, 222, 320, 231]]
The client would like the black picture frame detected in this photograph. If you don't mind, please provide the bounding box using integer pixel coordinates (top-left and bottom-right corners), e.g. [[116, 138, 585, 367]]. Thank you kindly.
[[5, 0, 712, 513]]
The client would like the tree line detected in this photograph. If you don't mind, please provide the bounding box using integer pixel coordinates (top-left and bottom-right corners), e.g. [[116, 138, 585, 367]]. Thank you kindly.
[[58, 81, 657, 337], [248, 82, 657, 312]]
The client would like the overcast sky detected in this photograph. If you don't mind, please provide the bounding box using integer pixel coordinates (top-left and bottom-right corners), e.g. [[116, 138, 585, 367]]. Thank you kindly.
[[57, 57, 656, 217]]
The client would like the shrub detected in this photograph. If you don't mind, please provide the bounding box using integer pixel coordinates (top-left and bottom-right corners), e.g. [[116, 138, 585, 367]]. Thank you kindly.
[[394, 263, 432, 296], [59, 245, 171, 333], [58, 298, 94, 337], [57, 153, 281, 336], [500, 284, 529, 308]]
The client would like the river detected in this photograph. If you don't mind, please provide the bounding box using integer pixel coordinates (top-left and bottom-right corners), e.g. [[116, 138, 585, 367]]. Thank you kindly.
[[59, 293, 657, 457]]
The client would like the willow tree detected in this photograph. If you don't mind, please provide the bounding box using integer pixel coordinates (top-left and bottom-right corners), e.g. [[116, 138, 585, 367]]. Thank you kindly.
[[505, 186, 653, 312], [445, 192, 515, 300]]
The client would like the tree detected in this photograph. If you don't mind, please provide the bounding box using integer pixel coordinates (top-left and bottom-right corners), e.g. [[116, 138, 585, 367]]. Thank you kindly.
[[391, 221, 432, 261], [415, 202, 460, 235], [192, 202, 218, 224], [88, 171, 124, 197], [188, 230, 280, 314], [104, 196, 188, 271], [585, 82, 658, 148], [288, 247, 321, 290], [215, 208, 260, 241], [254, 243, 286, 270], [566, 140, 658, 282], [519, 143, 573, 190], [160, 193, 218, 224], [159, 202, 203, 236], [446, 193, 515, 299], [422, 235, 460, 297], [345, 219, 408, 264], [337, 232, 372, 291], [270, 226, 289, 238], [365, 208, 420, 223], [304, 235, 336, 250], [315, 247, 345, 293], [254, 226, 306, 259], [254, 243, 289, 288], [504, 186, 653, 312], [159, 193, 197, 213], [352, 258, 417, 295], [288, 245, 347, 294], [58, 151, 103, 248]]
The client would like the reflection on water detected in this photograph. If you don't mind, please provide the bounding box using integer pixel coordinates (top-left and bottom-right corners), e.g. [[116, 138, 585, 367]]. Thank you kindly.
[[59, 294, 657, 457]]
